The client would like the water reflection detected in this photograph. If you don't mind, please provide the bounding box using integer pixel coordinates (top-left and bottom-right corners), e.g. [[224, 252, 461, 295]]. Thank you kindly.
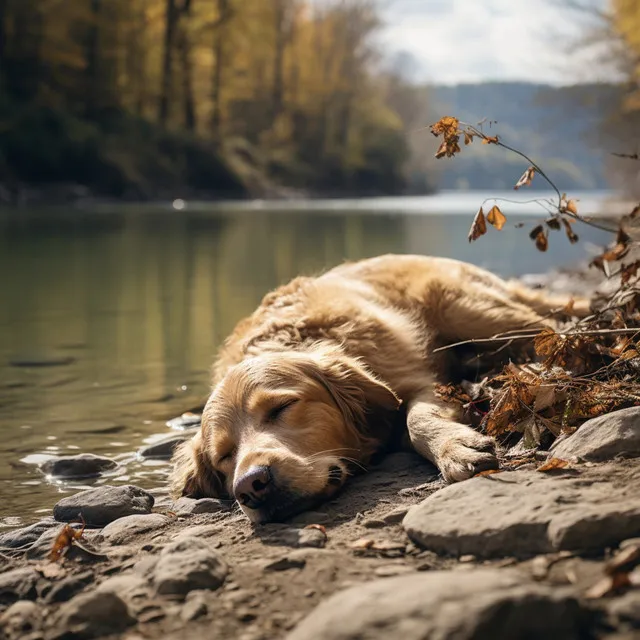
[[0, 200, 612, 520]]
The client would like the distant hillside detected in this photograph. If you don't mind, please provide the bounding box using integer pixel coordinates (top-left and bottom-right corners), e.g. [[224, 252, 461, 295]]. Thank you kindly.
[[427, 82, 620, 191]]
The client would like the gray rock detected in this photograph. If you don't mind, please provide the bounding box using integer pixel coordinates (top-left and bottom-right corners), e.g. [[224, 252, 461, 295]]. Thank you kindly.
[[101, 513, 170, 545], [0, 600, 40, 635], [138, 435, 190, 460], [45, 571, 94, 604], [264, 556, 307, 572], [260, 525, 327, 549], [551, 407, 640, 461], [172, 496, 230, 516], [54, 590, 135, 638], [286, 569, 592, 640], [0, 568, 39, 604], [53, 485, 154, 526], [166, 413, 202, 430], [403, 470, 640, 558], [172, 524, 221, 541], [381, 506, 410, 525], [0, 518, 57, 549], [95, 574, 148, 599], [40, 454, 117, 479], [181, 593, 208, 622], [152, 537, 227, 598]]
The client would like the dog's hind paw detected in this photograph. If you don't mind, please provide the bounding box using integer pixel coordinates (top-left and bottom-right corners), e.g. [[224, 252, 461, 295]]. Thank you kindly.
[[437, 431, 498, 483]]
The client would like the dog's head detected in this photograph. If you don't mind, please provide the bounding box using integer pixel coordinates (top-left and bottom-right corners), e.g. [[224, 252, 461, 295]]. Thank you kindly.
[[169, 347, 400, 523]]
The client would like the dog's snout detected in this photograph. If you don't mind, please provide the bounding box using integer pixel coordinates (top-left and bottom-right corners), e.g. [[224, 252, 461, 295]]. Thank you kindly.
[[233, 465, 272, 508]]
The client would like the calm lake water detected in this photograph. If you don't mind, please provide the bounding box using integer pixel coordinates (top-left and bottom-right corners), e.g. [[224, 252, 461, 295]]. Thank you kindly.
[[0, 191, 616, 525]]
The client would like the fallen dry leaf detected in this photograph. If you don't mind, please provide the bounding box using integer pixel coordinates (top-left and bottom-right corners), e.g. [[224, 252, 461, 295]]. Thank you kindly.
[[48, 517, 86, 562], [304, 524, 327, 536], [474, 469, 502, 477], [537, 458, 569, 472]]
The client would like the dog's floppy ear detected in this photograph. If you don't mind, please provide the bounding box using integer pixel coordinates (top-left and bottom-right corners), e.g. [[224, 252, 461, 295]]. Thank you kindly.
[[305, 348, 401, 446], [169, 431, 226, 499]]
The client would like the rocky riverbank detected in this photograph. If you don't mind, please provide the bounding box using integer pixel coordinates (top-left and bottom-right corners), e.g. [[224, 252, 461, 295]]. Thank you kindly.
[[2, 261, 640, 640], [0, 406, 639, 640]]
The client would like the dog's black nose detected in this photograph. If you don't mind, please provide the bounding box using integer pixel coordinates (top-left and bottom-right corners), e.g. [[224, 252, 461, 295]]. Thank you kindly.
[[233, 466, 272, 509]]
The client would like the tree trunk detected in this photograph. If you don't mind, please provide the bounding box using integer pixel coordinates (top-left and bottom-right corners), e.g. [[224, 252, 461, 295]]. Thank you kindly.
[[177, 26, 196, 130], [85, 0, 101, 118], [0, 0, 7, 74], [271, 0, 290, 123], [159, 0, 178, 125], [211, 0, 231, 138]]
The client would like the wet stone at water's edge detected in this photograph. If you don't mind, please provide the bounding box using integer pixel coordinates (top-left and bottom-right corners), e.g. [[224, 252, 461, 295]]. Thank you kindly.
[[39, 453, 118, 479], [53, 485, 155, 526]]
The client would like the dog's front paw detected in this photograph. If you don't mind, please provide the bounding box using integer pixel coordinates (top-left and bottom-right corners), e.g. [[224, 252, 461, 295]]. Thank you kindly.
[[437, 430, 498, 483]]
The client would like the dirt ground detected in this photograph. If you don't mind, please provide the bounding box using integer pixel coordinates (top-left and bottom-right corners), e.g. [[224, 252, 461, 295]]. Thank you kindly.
[[3, 449, 638, 640]]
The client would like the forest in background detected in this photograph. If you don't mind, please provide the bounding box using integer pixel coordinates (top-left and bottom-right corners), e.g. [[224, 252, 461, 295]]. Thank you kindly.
[[0, 0, 639, 202], [0, 0, 431, 201]]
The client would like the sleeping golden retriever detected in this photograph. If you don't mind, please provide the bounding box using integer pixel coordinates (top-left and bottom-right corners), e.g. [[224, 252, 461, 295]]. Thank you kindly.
[[170, 254, 588, 523]]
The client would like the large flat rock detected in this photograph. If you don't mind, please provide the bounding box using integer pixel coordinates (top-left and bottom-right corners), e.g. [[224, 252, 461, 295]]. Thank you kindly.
[[287, 568, 592, 640], [53, 485, 154, 527], [551, 407, 640, 461], [403, 468, 640, 558]]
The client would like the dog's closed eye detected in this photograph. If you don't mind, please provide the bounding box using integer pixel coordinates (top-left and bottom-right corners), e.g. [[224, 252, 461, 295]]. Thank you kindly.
[[265, 399, 299, 422], [216, 451, 235, 466]]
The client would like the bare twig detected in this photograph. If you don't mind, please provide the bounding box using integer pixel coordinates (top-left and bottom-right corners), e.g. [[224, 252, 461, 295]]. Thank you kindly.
[[433, 328, 640, 353]]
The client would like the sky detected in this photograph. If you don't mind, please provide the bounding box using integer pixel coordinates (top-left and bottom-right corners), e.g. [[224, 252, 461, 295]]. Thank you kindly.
[[376, 0, 611, 85]]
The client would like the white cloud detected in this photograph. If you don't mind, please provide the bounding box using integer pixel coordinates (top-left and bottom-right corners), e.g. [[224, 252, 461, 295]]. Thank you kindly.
[[376, 0, 613, 84]]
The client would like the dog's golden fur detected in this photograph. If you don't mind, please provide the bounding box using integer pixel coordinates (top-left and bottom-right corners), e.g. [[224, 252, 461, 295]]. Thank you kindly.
[[171, 254, 588, 523]]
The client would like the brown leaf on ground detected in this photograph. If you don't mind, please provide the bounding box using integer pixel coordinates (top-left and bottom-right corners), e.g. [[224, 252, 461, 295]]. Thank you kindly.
[[474, 469, 502, 477], [304, 524, 327, 537], [534, 328, 560, 357], [537, 458, 569, 472], [48, 517, 86, 562], [514, 166, 536, 190], [486, 205, 507, 230], [468, 207, 487, 242]]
